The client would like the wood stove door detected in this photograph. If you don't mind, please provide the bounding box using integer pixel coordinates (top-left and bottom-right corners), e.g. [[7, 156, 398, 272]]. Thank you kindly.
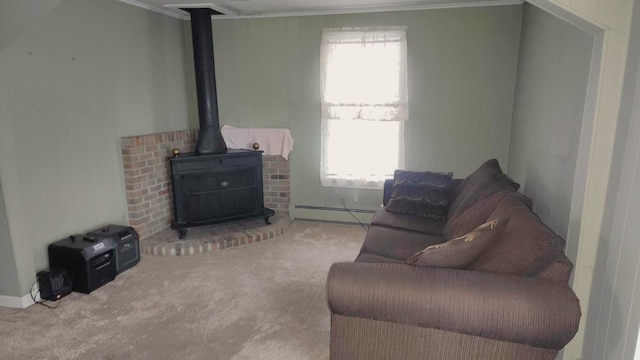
[[182, 168, 258, 223]]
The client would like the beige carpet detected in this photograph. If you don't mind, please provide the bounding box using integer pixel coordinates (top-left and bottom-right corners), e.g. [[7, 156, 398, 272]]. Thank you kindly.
[[0, 221, 365, 360]]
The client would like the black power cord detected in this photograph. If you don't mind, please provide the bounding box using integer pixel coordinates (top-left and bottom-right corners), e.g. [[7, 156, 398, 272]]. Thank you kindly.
[[29, 278, 62, 309], [341, 197, 369, 231]]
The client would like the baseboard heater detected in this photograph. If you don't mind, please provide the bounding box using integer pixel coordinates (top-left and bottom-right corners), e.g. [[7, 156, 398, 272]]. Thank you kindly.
[[292, 205, 376, 224], [294, 205, 376, 214]]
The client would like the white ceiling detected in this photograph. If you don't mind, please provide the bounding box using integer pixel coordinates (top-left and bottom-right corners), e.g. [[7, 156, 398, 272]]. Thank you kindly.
[[118, 0, 522, 19]]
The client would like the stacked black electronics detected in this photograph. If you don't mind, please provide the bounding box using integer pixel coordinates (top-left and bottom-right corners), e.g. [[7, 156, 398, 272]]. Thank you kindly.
[[87, 224, 140, 274], [47, 225, 139, 295], [49, 234, 117, 294]]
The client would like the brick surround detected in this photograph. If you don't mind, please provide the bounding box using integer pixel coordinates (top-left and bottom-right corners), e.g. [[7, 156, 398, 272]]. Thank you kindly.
[[121, 129, 290, 239], [262, 155, 290, 213]]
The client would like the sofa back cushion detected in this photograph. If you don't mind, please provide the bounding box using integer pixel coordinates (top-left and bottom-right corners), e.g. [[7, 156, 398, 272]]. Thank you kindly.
[[468, 196, 568, 279], [406, 218, 507, 268], [447, 159, 519, 223], [443, 190, 515, 239]]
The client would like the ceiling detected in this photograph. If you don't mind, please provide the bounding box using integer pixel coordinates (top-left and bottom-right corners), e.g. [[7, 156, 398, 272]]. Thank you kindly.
[[118, 0, 522, 19]]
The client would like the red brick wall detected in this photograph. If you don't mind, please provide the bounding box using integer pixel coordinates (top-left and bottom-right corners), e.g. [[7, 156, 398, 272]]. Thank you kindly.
[[121, 130, 290, 239], [263, 155, 290, 214], [121, 130, 198, 239]]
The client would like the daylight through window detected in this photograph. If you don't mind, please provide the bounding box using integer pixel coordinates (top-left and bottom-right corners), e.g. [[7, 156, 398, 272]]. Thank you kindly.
[[320, 27, 407, 189]]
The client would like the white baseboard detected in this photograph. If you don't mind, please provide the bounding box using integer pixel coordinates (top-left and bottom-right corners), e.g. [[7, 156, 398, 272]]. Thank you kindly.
[[0, 293, 37, 309]]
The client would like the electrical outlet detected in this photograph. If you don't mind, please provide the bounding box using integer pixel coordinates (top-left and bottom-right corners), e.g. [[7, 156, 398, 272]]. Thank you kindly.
[[353, 194, 359, 202]]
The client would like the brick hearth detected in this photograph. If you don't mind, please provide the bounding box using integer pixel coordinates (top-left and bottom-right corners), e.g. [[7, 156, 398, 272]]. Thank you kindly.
[[120, 129, 290, 239], [141, 214, 291, 256]]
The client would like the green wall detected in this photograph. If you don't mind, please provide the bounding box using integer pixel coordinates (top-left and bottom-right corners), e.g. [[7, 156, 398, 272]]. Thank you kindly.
[[0, 0, 192, 298], [208, 6, 523, 216], [0, 61, 17, 298], [0, 55, 36, 299], [507, 4, 594, 263], [0, 178, 21, 298], [0, 0, 64, 52]]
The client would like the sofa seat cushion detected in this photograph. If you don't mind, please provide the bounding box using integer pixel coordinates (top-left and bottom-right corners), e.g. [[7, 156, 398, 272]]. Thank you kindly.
[[360, 225, 446, 261], [407, 219, 508, 268], [536, 255, 574, 283], [447, 159, 518, 223], [468, 196, 567, 277], [355, 253, 404, 264], [371, 208, 446, 235]]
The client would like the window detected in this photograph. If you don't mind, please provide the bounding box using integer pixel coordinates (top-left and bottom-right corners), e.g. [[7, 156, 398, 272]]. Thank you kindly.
[[320, 27, 407, 189]]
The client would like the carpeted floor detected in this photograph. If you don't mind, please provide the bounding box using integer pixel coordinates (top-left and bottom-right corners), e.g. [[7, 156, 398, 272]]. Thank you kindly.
[[0, 221, 365, 360]]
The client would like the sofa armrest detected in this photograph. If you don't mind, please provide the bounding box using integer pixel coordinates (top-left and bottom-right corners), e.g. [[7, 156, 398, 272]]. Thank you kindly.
[[327, 262, 580, 350]]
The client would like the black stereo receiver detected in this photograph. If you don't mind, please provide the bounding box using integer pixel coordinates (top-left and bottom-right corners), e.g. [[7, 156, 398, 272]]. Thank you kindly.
[[87, 225, 140, 274], [48, 234, 116, 294]]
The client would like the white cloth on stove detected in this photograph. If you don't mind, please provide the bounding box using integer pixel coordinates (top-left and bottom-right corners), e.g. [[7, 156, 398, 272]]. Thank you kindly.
[[221, 125, 295, 160]]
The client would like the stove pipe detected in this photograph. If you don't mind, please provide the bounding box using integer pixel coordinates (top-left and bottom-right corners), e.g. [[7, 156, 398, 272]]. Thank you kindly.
[[185, 8, 227, 155]]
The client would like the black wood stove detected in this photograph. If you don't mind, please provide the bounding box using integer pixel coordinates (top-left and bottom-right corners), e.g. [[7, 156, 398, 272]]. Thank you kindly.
[[170, 150, 274, 239], [169, 8, 274, 239]]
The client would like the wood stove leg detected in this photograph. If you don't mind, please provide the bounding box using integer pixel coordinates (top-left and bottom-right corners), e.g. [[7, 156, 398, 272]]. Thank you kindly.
[[264, 216, 271, 225], [178, 228, 188, 239]]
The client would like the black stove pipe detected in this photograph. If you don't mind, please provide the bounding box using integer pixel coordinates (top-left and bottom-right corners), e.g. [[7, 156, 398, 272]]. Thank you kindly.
[[184, 8, 227, 155]]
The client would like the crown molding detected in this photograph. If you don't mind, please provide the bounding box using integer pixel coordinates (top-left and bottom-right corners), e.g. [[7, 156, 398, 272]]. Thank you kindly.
[[118, 0, 524, 20]]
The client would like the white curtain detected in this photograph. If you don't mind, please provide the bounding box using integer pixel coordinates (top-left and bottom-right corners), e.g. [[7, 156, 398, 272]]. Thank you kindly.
[[320, 27, 407, 189]]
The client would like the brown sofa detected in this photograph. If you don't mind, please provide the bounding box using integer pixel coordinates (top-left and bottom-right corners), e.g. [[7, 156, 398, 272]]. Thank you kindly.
[[326, 160, 581, 360]]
